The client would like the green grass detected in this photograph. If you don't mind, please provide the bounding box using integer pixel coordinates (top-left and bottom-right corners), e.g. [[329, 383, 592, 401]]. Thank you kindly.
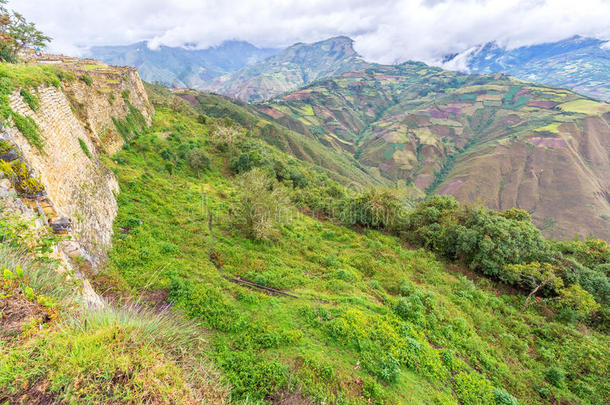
[[0, 202, 228, 404], [0, 62, 62, 150], [19, 88, 40, 112], [78, 137, 92, 159], [79, 74, 93, 86], [101, 101, 609, 404]]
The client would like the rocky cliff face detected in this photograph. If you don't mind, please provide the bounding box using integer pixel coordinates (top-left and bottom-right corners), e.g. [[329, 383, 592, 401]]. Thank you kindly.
[[2, 56, 152, 277]]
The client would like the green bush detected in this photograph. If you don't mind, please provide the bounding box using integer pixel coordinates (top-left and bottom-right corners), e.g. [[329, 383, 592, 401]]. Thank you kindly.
[[79, 74, 92, 86], [394, 294, 426, 323], [545, 366, 566, 388], [0, 140, 12, 154], [233, 168, 290, 240], [185, 148, 210, 176], [169, 278, 243, 333], [361, 351, 401, 383], [454, 371, 495, 405], [19, 89, 39, 111], [493, 388, 519, 405], [340, 187, 406, 230]]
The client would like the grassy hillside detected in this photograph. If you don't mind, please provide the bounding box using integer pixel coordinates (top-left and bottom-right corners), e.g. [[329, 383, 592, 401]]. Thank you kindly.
[[0, 213, 228, 404], [92, 89, 610, 404], [256, 63, 610, 240], [159, 84, 389, 188], [1, 65, 608, 404]]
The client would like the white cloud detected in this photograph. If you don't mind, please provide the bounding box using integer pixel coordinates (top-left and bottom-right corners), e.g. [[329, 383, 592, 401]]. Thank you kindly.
[[8, 0, 610, 63]]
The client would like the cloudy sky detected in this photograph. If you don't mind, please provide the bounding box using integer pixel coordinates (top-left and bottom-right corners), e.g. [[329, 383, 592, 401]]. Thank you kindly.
[[9, 0, 610, 64]]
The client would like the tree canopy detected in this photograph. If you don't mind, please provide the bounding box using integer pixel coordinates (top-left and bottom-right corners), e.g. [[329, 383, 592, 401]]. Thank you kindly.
[[0, 0, 50, 62]]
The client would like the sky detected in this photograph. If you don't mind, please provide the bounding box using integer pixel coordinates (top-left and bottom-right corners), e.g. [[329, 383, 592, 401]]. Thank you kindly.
[[9, 0, 610, 64]]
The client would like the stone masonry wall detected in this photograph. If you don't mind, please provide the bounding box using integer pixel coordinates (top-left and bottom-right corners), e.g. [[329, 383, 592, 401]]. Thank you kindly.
[[5, 60, 153, 274]]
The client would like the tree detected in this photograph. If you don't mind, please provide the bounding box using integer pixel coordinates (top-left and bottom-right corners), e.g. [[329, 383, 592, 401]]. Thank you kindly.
[[186, 148, 210, 177], [503, 262, 564, 308], [0, 0, 50, 62], [340, 187, 407, 230], [233, 168, 289, 240]]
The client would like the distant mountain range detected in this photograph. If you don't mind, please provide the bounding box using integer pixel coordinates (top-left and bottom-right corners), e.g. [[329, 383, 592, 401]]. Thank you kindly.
[[201, 36, 369, 102], [88, 40, 280, 88], [89, 37, 368, 101], [90, 34, 610, 240], [90, 35, 609, 104], [441, 35, 610, 102]]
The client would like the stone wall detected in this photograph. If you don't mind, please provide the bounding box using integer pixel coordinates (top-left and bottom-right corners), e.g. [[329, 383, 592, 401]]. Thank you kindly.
[[4, 59, 153, 275], [0, 177, 103, 306]]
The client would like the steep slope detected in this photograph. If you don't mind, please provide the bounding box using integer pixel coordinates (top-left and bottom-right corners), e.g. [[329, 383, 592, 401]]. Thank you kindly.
[[167, 87, 389, 187], [257, 63, 610, 240], [2, 57, 609, 405], [97, 90, 609, 404], [203, 36, 369, 102], [89, 40, 279, 88], [441, 36, 610, 102]]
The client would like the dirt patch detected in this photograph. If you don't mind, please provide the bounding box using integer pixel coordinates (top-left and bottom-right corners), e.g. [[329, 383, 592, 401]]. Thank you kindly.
[[176, 93, 200, 106], [0, 293, 51, 341], [141, 289, 171, 312], [1, 379, 57, 405], [269, 389, 314, 405]]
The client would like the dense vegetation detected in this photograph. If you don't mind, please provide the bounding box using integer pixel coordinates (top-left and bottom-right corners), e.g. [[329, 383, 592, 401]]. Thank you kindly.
[[97, 87, 609, 404]]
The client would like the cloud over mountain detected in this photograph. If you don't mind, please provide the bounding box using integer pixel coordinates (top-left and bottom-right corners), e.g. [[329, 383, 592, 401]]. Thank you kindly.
[[11, 0, 610, 63]]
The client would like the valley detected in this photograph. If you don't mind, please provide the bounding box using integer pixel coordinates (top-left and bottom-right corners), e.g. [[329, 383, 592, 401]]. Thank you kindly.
[[0, 4, 609, 404]]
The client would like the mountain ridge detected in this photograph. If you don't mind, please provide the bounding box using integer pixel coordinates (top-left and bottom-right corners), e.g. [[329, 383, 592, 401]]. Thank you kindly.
[[254, 62, 610, 241], [88, 40, 280, 89], [201, 36, 370, 102], [440, 35, 610, 102]]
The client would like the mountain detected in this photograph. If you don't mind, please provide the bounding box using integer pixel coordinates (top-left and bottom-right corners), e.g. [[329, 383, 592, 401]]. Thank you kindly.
[[256, 62, 610, 241], [88, 40, 280, 88], [2, 55, 609, 405], [202, 36, 370, 102], [441, 35, 610, 102]]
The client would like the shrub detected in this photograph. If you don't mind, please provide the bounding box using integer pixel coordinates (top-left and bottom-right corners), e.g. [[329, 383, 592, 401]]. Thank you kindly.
[[545, 366, 566, 388], [0, 160, 44, 196], [79, 74, 92, 86], [493, 388, 519, 405], [557, 284, 599, 320], [185, 148, 210, 176], [394, 294, 425, 323], [405, 196, 554, 287], [454, 371, 495, 405], [19, 89, 40, 111], [233, 168, 290, 240], [0, 140, 12, 154], [361, 351, 401, 383], [340, 187, 406, 229]]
